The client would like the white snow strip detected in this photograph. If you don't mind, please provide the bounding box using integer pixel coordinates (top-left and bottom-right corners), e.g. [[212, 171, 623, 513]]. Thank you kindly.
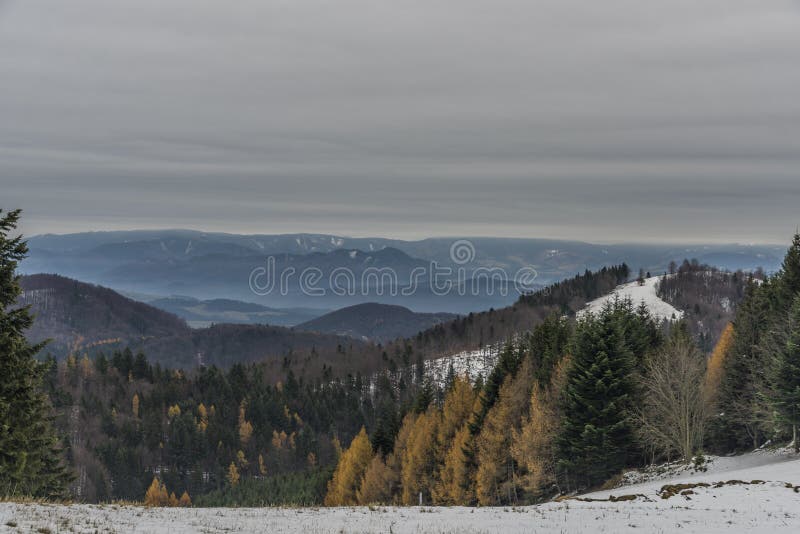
[[3, 450, 800, 533]]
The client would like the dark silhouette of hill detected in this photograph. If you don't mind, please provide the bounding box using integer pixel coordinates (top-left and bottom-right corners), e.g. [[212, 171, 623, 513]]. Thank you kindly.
[[297, 303, 457, 342]]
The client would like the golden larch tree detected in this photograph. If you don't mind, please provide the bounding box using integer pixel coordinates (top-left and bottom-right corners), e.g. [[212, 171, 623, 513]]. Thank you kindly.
[[511, 355, 571, 499], [238, 401, 254, 447], [705, 323, 734, 406], [475, 367, 531, 506], [227, 462, 240, 487], [400, 408, 439, 505], [432, 376, 477, 504], [324, 427, 374, 506], [197, 403, 209, 433], [435, 424, 474, 505], [356, 455, 397, 504]]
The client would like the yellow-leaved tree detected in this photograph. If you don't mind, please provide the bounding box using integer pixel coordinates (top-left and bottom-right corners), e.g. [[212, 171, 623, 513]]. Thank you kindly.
[[705, 323, 734, 407], [356, 455, 397, 504], [432, 376, 478, 504], [324, 427, 374, 506], [227, 462, 240, 487], [511, 355, 571, 499], [238, 401, 254, 447], [474, 364, 532, 506], [380, 412, 416, 504], [436, 424, 473, 505], [144, 477, 169, 506], [400, 408, 439, 505], [197, 403, 209, 433]]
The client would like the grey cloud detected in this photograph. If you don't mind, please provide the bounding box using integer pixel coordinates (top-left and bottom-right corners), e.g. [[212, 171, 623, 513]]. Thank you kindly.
[[1, 0, 799, 243]]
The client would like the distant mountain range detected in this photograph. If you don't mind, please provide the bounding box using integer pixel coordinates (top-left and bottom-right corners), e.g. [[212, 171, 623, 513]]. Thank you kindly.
[[21, 230, 785, 315], [297, 303, 458, 342]]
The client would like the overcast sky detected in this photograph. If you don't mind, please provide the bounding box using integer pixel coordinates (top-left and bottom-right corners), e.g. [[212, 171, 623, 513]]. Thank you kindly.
[[1, 0, 799, 244]]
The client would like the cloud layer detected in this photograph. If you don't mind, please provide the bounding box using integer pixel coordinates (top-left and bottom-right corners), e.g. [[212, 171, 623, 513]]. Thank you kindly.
[[2, 0, 799, 242]]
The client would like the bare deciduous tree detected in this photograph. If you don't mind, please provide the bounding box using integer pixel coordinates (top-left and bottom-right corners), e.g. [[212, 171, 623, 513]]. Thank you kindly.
[[636, 333, 710, 462]]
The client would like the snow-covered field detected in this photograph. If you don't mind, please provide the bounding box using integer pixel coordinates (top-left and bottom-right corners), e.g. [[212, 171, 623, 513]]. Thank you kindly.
[[579, 276, 684, 322], [3, 449, 799, 533]]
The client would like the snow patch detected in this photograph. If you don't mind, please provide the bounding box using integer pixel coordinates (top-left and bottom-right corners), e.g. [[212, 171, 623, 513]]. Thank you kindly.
[[578, 276, 684, 322], [423, 345, 501, 386]]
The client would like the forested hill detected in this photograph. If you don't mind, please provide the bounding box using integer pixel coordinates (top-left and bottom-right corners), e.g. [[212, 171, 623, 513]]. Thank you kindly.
[[19, 265, 635, 379], [19, 274, 362, 368], [401, 264, 633, 357], [20, 262, 749, 377], [297, 303, 457, 342], [657, 260, 764, 351], [20, 274, 191, 356]]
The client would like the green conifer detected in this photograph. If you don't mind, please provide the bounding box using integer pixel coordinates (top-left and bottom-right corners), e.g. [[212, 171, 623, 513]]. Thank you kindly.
[[556, 306, 636, 490], [0, 209, 71, 498]]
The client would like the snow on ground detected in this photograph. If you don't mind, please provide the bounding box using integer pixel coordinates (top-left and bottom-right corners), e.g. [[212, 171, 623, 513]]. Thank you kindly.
[[423, 344, 500, 386], [3, 449, 800, 533], [579, 276, 684, 322]]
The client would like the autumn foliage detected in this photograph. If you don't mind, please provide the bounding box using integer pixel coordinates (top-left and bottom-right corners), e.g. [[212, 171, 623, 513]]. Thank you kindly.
[[705, 323, 734, 405], [324, 427, 374, 506], [144, 477, 191, 507]]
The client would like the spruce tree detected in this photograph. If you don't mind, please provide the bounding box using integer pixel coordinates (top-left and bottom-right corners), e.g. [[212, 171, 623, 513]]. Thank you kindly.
[[778, 233, 800, 307], [0, 209, 70, 498], [556, 306, 637, 490], [716, 279, 770, 451], [766, 296, 800, 452]]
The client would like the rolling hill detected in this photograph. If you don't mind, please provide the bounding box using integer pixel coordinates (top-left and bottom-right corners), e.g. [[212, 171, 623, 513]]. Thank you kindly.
[[19, 273, 190, 356], [18, 274, 361, 368], [297, 303, 457, 342]]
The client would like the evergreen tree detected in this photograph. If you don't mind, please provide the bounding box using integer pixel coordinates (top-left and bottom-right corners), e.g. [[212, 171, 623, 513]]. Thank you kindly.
[[469, 342, 521, 434], [704, 323, 735, 449], [777, 233, 800, 307], [556, 307, 637, 490], [765, 297, 800, 452], [717, 280, 771, 450], [0, 209, 70, 498], [526, 313, 571, 387]]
